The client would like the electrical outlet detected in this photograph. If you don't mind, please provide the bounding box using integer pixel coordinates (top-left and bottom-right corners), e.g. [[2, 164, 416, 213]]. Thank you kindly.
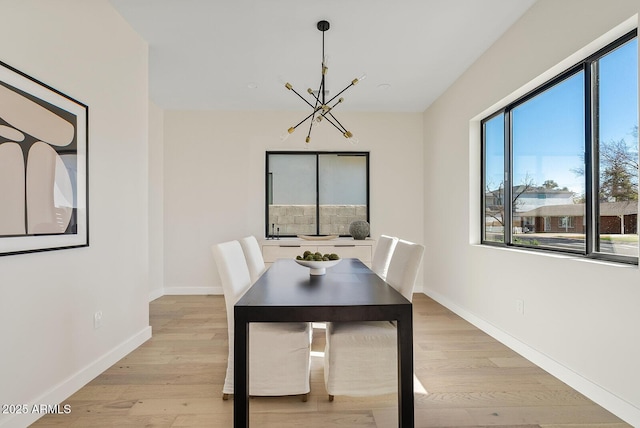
[[515, 299, 524, 315], [94, 311, 103, 329]]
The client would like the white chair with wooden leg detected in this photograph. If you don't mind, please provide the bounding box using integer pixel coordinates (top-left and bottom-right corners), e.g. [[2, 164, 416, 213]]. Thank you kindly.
[[212, 240, 312, 401], [324, 239, 425, 400]]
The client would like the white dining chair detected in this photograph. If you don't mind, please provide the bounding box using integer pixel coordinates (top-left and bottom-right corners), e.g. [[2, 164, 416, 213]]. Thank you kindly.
[[323, 239, 425, 400], [239, 235, 266, 284], [212, 240, 312, 400], [371, 235, 398, 280], [385, 238, 425, 302]]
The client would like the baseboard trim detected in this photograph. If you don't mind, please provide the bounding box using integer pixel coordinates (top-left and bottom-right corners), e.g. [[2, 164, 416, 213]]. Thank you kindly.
[[0, 327, 152, 428], [422, 288, 640, 427], [161, 286, 222, 296], [148, 287, 163, 302]]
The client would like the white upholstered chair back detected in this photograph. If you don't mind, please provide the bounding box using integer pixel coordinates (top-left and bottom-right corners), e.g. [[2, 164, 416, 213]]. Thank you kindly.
[[211, 240, 252, 337], [385, 239, 425, 302], [371, 235, 398, 280], [239, 235, 266, 284]]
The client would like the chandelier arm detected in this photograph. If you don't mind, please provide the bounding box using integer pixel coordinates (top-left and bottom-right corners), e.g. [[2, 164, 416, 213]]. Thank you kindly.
[[292, 108, 321, 131], [319, 97, 343, 118], [325, 82, 355, 106], [322, 114, 347, 134], [303, 73, 325, 142], [318, 75, 325, 106], [308, 92, 320, 131], [327, 112, 349, 134], [309, 72, 324, 107], [305, 118, 314, 142], [309, 90, 321, 105], [289, 86, 317, 109]]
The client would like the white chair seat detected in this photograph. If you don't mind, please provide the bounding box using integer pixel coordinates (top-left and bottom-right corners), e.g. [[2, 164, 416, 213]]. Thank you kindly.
[[324, 321, 397, 396], [226, 322, 312, 396]]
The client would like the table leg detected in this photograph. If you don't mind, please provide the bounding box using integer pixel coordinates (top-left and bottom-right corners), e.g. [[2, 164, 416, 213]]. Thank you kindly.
[[397, 308, 414, 427], [234, 310, 249, 427]]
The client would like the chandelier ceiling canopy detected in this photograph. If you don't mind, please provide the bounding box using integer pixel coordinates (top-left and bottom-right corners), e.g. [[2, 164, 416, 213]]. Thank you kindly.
[[283, 20, 365, 144]]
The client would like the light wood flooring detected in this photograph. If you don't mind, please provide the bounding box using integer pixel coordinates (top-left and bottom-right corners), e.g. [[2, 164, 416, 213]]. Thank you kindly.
[[32, 294, 630, 427]]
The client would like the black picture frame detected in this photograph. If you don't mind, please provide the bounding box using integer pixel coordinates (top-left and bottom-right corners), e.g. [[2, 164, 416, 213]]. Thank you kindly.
[[0, 60, 88, 256]]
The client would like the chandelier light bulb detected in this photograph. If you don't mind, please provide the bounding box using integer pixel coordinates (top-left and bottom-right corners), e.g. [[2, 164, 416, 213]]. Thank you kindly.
[[280, 126, 295, 142], [352, 73, 367, 85]]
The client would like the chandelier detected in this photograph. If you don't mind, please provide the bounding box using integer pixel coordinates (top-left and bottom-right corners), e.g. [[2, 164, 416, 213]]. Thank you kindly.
[[283, 20, 365, 144]]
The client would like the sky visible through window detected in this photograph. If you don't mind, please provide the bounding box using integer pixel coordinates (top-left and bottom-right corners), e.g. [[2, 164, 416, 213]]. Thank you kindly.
[[512, 71, 585, 194], [485, 38, 638, 195]]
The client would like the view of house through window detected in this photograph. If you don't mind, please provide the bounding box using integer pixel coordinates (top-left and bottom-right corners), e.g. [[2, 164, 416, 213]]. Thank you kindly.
[[266, 152, 369, 237], [511, 70, 586, 253], [482, 31, 638, 263], [596, 38, 639, 256]]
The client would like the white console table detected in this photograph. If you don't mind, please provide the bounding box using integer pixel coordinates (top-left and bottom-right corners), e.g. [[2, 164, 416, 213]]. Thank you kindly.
[[260, 238, 375, 268]]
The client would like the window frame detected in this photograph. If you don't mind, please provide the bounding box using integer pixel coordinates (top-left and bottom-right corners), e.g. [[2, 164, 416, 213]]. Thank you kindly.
[[265, 151, 370, 238], [481, 29, 638, 265]]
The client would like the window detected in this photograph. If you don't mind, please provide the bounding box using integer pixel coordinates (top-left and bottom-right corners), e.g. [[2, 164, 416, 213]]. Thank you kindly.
[[483, 114, 505, 243], [481, 30, 638, 264], [559, 216, 574, 229], [266, 152, 369, 237]]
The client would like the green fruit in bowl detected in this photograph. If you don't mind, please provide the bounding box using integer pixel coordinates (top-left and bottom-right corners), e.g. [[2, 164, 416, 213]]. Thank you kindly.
[[296, 252, 340, 261]]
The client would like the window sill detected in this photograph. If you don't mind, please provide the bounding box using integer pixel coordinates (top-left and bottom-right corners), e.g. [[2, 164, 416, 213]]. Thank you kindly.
[[473, 243, 638, 268]]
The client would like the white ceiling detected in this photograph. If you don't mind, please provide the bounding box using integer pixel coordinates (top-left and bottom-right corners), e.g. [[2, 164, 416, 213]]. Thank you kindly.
[[109, 0, 536, 112]]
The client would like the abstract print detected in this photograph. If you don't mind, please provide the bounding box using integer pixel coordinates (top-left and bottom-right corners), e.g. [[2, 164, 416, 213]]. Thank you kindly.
[[0, 62, 87, 255]]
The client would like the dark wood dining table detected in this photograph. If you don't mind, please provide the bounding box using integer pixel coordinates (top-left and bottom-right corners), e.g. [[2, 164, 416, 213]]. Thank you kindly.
[[233, 257, 414, 427]]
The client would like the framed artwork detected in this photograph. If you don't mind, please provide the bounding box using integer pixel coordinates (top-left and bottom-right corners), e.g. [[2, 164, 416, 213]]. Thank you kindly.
[[0, 61, 88, 256]]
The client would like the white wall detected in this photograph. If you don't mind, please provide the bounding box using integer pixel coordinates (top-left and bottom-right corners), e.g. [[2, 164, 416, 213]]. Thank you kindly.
[[149, 101, 164, 301], [423, 0, 640, 424], [162, 110, 424, 294], [0, 2, 151, 426]]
